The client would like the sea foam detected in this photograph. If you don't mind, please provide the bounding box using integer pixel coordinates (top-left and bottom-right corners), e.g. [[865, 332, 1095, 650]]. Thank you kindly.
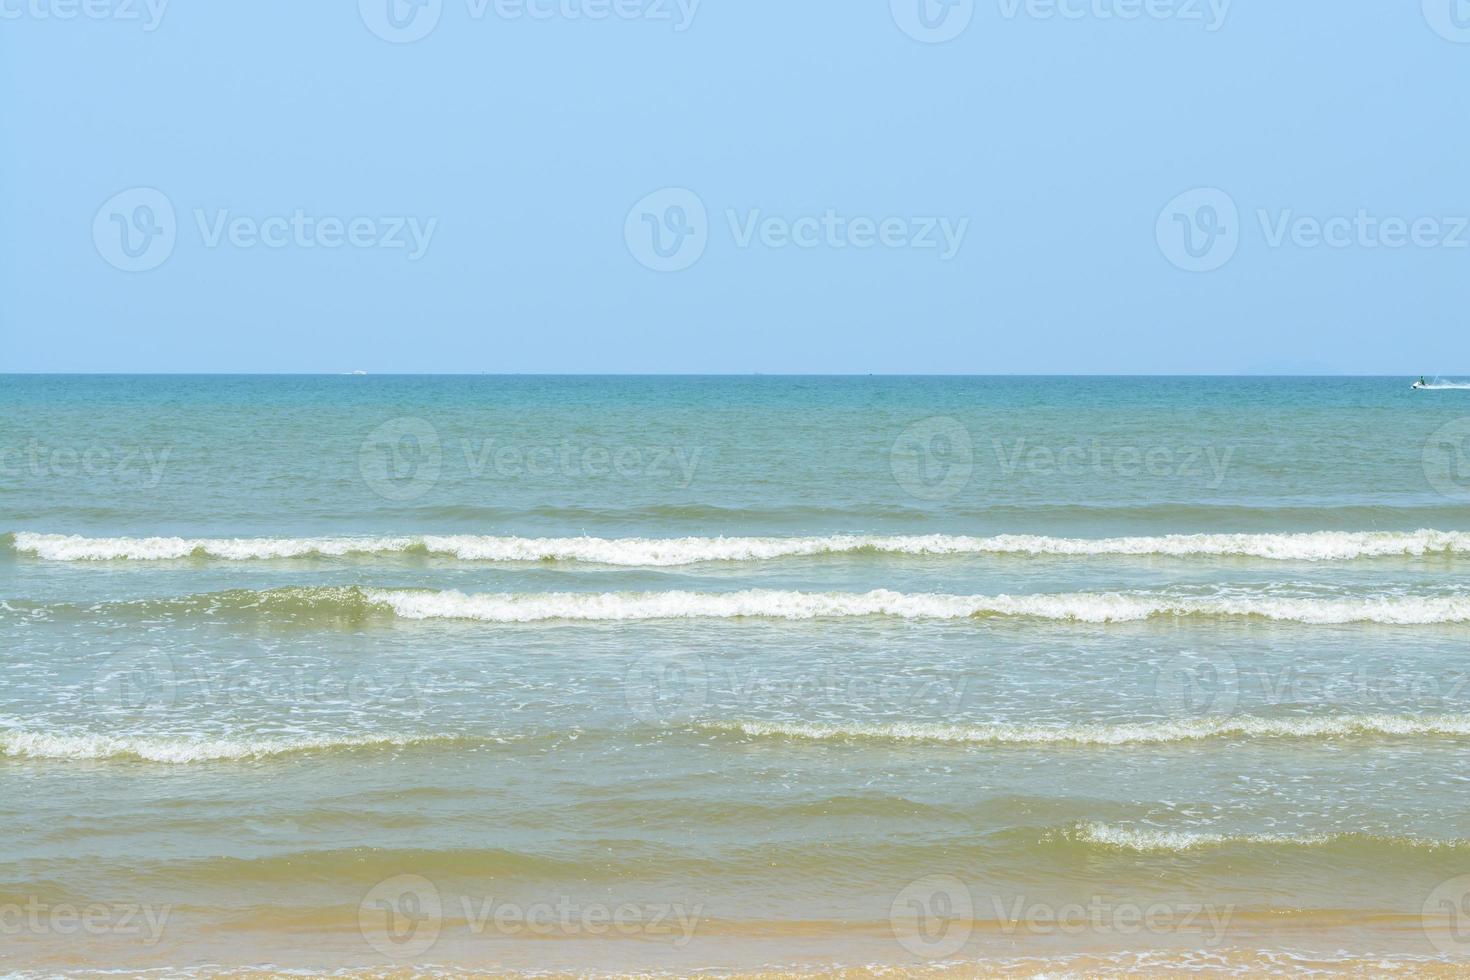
[[0, 730, 453, 763], [362, 587, 1470, 625], [1068, 822, 1465, 853], [11, 529, 1470, 564], [17, 585, 1470, 626], [698, 714, 1470, 745]]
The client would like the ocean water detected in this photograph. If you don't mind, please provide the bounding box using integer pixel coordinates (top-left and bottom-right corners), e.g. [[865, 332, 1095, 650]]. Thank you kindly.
[[4, 375, 1470, 975]]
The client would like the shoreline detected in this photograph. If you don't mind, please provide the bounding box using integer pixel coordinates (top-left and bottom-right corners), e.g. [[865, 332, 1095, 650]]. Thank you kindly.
[[7, 911, 1468, 977]]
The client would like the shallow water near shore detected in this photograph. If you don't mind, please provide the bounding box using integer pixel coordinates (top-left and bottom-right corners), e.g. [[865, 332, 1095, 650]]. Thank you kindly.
[[3, 375, 1470, 974]]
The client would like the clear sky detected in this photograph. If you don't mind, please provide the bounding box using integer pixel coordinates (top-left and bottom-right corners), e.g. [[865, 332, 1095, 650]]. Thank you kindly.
[[3, 1, 1468, 374]]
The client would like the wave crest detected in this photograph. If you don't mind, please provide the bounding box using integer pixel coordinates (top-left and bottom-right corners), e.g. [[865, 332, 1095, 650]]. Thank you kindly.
[[364, 587, 1470, 625], [17, 586, 1470, 626], [1066, 822, 1467, 853], [698, 714, 1470, 746], [12, 529, 1470, 564], [0, 730, 462, 763]]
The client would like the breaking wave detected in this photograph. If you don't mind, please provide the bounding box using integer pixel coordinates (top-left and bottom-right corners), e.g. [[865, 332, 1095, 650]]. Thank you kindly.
[[698, 714, 1470, 746], [1064, 822, 1469, 853], [16, 586, 1470, 626], [11, 529, 1470, 564], [364, 586, 1470, 625], [0, 730, 467, 763]]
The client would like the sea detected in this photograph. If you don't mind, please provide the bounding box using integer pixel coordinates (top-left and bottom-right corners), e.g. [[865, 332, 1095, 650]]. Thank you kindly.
[[3, 374, 1470, 976]]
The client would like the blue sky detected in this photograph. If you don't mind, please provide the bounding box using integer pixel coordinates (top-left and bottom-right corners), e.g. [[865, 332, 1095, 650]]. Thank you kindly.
[[3, 1, 1468, 374]]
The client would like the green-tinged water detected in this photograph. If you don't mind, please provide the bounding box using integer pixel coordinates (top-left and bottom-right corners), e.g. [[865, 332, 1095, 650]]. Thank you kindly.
[[3, 375, 1470, 974]]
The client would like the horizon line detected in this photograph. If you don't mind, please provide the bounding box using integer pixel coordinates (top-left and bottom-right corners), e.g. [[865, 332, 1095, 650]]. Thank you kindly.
[[0, 372, 1455, 379]]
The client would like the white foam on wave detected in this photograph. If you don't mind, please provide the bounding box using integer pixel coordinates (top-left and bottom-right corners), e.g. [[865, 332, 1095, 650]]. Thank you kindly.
[[0, 730, 449, 763], [13, 529, 1470, 564], [701, 714, 1470, 745], [1070, 822, 1465, 853], [362, 587, 1470, 625], [12, 532, 423, 562], [1072, 823, 1336, 852]]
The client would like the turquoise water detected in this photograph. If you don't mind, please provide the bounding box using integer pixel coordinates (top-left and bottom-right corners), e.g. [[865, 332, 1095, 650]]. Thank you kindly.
[[3, 375, 1470, 973]]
